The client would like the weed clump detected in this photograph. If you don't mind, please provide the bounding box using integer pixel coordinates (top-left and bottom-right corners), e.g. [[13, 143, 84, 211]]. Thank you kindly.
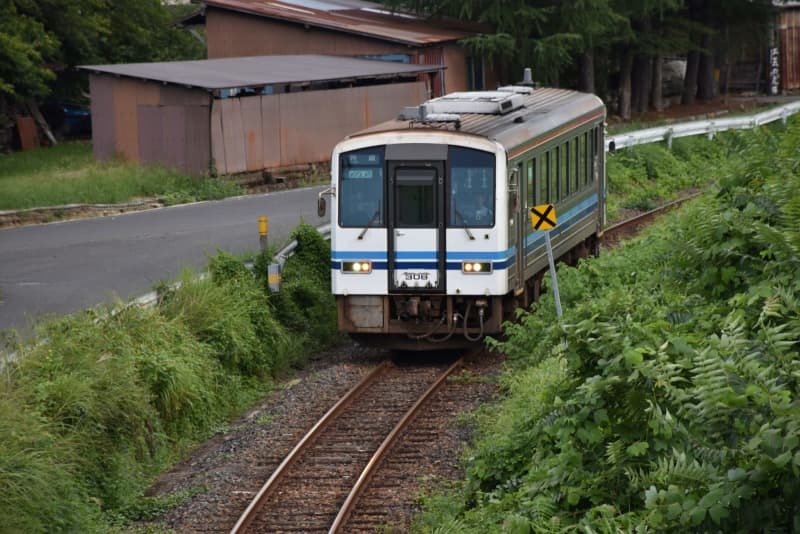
[[0, 222, 337, 531], [271, 223, 342, 351]]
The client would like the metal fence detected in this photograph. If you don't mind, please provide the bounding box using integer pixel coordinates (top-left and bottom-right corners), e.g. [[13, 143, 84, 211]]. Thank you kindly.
[[606, 100, 800, 152]]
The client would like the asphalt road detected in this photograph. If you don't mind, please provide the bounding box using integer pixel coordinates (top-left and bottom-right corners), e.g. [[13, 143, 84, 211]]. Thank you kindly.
[[0, 186, 328, 337]]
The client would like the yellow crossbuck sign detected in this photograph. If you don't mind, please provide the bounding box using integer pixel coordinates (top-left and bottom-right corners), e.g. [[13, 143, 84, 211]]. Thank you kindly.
[[529, 204, 557, 230]]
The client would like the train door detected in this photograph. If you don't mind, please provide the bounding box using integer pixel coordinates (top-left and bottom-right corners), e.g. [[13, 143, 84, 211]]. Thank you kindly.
[[386, 152, 446, 293]]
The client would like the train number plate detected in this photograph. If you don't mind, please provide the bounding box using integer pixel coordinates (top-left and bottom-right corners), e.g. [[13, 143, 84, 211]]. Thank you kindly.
[[395, 270, 439, 288]]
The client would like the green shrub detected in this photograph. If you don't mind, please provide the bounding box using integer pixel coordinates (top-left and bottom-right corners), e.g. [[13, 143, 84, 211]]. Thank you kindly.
[[272, 223, 342, 351], [416, 117, 800, 532]]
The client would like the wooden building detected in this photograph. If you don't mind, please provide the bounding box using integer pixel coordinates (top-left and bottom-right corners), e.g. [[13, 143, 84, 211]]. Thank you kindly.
[[195, 0, 497, 95], [777, 2, 800, 91], [81, 55, 438, 175]]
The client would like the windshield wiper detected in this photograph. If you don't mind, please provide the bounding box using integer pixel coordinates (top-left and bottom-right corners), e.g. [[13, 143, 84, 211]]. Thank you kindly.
[[454, 208, 476, 240], [358, 209, 381, 240]]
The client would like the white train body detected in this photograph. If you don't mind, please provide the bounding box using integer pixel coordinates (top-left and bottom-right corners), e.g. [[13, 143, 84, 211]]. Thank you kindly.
[[326, 87, 606, 349]]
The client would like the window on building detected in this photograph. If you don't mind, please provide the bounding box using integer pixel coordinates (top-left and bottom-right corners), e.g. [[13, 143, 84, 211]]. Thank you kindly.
[[466, 56, 485, 90]]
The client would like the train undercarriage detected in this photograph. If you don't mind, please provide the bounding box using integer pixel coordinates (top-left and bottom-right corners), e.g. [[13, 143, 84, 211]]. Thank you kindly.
[[340, 234, 600, 351]]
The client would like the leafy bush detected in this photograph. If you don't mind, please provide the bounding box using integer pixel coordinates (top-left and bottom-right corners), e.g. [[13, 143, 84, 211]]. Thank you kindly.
[[416, 117, 800, 532], [271, 223, 342, 351]]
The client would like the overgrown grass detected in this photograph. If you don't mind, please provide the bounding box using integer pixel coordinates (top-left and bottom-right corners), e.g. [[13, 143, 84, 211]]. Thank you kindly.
[[0, 141, 242, 210], [413, 118, 800, 531], [0, 222, 342, 532], [604, 122, 788, 220]]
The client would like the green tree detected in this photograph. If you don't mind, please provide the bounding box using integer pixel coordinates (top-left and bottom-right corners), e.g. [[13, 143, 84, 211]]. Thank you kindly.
[[384, 0, 779, 115], [0, 0, 203, 104], [0, 2, 57, 99]]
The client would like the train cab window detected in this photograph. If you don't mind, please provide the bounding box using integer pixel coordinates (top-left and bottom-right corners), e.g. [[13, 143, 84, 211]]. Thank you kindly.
[[395, 168, 435, 227], [449, 147, 495, 227], [339, 147, 385, 227]]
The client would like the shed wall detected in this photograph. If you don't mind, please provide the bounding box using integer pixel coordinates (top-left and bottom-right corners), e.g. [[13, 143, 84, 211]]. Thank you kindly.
[[90, 76, 211, 174], [780, 9, 800, 91], [207, 9, 403, 58], [210, 80, 427, 174], [89, 75, 116, 161], [205, 9, 475, 93]]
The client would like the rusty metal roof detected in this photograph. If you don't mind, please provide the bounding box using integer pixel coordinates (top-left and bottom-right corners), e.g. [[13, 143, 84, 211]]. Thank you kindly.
[[80, 54, 441, 91], [203, 0, 477, 45]]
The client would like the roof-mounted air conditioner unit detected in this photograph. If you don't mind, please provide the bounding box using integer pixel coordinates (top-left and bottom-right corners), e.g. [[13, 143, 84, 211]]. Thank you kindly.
[[424, 91, 525, 115]]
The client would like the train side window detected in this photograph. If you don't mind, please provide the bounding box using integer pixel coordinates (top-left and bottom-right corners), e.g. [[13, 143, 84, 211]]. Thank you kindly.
[[559, 143, 568, 200], [567, 141, 573, 196], [539, 155, 548, 204], [587, 130, 594, 184], [526, 159, 535, 207], [573, 137, 580, 192], [580, 132, 588, 187]]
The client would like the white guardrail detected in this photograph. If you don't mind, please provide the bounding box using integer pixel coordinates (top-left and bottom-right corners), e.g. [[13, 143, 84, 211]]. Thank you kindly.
[[606, 100, 800, 152]]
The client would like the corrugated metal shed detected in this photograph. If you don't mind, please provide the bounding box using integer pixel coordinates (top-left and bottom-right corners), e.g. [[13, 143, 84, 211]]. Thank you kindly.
[[81, 54, 442, 92], [202, 0, 478, 45]]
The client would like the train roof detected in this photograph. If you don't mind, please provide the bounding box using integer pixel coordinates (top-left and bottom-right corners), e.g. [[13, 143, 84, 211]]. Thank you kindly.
[[348, 87, 605, 155]]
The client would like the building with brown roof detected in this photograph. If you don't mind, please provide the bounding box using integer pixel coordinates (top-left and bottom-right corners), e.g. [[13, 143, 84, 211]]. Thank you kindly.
[[81, 55, 439, 175], [196, 0, 497, 96]]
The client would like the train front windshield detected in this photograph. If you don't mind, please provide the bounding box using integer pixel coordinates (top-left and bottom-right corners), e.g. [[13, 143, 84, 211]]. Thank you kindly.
[[338, 145, 495, 228], [339, 147, 385, 227], [448, 147, 495, 227]]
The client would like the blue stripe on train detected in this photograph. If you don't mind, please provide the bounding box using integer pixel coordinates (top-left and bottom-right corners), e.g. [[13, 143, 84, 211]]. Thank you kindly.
[[331, 194, 599, 271]]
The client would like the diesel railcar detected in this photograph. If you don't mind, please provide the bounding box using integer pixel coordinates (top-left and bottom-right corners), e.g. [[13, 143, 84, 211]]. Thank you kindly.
[[320, 86, 606, 350]]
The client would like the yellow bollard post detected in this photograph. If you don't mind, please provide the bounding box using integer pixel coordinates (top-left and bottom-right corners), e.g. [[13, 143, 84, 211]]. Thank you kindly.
[[259, 216, 268, 251]]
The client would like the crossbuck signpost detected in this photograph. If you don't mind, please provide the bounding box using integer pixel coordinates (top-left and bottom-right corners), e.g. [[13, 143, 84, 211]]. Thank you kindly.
[[529, 204, 562, 320]]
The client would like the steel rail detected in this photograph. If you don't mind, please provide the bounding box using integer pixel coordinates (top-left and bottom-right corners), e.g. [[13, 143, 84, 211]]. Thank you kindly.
[[603, 192, 702, 242], [328, 357, 463, 533], [229, 360, 391, 534]]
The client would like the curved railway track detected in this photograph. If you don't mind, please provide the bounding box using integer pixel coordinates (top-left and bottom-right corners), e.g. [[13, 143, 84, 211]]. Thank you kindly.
[[231, 356, 463, 533], [602, 192, 701, 245]]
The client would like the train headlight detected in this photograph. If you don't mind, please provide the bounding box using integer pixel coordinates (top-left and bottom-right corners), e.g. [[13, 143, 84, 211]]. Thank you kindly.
[[342, 261, 372, 274], [462, 261, 492, 274]]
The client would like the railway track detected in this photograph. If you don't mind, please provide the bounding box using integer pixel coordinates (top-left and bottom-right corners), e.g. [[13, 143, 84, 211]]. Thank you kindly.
[[602, 192, 701, 245], [231, 356, 464, 533]]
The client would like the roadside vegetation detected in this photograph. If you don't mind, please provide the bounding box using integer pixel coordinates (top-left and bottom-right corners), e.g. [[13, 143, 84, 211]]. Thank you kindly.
[[0, 224, 341, 532], [413, 120, 800, 530], [604, 133, 727, 219], [1, 119, 796, 531], [0, 141, 242, 210]]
